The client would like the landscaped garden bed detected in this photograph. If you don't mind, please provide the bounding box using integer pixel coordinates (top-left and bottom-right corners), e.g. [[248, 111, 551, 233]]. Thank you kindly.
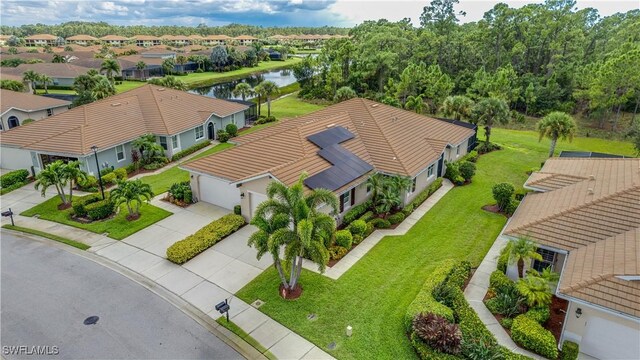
[[0, 169, 33, 195]]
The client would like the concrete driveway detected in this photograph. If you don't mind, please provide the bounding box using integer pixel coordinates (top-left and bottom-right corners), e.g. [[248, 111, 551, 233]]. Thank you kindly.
[[0, 182, 57, 218]]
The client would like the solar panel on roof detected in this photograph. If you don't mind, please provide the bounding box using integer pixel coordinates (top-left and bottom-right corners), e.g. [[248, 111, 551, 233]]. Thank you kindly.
[[559, 151, 625, 158], [304, 126, 374, 191]]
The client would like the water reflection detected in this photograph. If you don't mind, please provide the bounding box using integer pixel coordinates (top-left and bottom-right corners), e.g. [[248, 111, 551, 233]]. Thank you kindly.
[[190, 69, 297, 100]]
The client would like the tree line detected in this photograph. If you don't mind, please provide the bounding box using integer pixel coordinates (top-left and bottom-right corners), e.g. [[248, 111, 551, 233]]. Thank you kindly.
[[294, 0, 639, 132]]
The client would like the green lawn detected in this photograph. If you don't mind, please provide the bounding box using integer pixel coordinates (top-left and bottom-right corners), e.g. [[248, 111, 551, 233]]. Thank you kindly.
[[260, 94, 326, 120], [115, 80, 147, 93], [181, 58, 302, 88], [139, 142, 234, 194], [21, 195, 172, 240], [236, 126, 636, 358], [2, 224, 90, 250]]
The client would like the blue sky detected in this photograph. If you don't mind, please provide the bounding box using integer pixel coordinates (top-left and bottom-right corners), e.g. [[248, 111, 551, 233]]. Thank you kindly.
[[1, 1, 637, 28]]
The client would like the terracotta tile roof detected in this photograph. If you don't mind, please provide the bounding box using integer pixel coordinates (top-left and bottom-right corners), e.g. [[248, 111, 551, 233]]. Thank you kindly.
[[25, 34, 58, 40], [205, 35, 232, 40], [0, 89, 70, 114], [66, 35, 99, 41], [8, 63, 92, 79], [559, 229, 639, 317], [183, 98, 474, 187], [0, 84, 248, 155], [100, 35, 129, 41], [188, 35, 204, 40], [235, 35, 258, 40]]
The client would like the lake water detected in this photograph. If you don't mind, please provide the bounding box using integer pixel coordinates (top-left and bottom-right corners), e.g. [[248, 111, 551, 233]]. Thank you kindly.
[[190, 68, 297, 100]]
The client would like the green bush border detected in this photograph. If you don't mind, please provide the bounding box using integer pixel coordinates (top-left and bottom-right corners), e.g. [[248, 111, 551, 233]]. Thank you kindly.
[[171, 140, 211, 161], [511, 314, 558, 359]]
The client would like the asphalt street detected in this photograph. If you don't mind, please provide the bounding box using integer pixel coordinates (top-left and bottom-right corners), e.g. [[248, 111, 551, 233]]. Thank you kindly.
[[1, 232, 244, 359]]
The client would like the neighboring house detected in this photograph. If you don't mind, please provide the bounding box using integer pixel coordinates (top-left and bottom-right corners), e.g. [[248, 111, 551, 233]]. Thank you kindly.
[[4, 63, 92, 87], [0, 89, 70, 130], [202, 35, 232, 46], [234, 35, 258, 45], [188, 34, 204, 44], [502, 158, 640, 360], [0, 84, 248, 175], [25, 34, 60, 47], [132, 35, 162, 47], [66, 34, 99, 46], [161, 35, 191, 46], [120, 51, 195, 78], [100, 35, 129, 47], [182, 99, 476, 219]]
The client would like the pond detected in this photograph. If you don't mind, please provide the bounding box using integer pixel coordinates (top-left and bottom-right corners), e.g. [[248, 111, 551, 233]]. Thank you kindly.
[[189, 68, 297, 100]]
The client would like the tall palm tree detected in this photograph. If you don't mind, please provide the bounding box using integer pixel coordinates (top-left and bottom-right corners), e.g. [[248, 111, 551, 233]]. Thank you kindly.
[[374, 187, 401, 216], [38, 74, 52, 94], [248, 173, 338, 298], [536, 111, 577, 157], [34, 160, 69, 206], [253, 83, 265, 116], [232, 82, 253, 101], [366, 173, 386, 204], [175, 55, 187, 73], [389, 175, 412, 197], [442, 95, 474, 121], [23, 70, 41, 94], [509, 236, 543, 278], [405, 94, 424, 114], [258, 80, 279, 117], [62, 161, 87, 203], [110, 179, 154, 220], [92, 76, 116, 100], [100, 58, 120, 83], [470, 97, 510, 145], [136, 61, 147, 80]]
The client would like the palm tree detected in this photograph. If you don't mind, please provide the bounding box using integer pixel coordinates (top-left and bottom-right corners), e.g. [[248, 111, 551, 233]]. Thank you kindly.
[[136, 61, 147, 80], [110, 179, 154, 220], [517, 274, 552, 308], [334, 86, 356, 102], [537, 111, 577, 157], [442, 95, 474, 121], [374, 187, 401, 216], [162, 57, 176, 75], [100, 58, 120, 83], [23, 70, 40, 94], [253, 83, 265, 116], [92, 76, 116, 100], [34, 160, 70, 206], [258, 80, 279, 117], [38, 74, 52, 94], [175, 55, 187, 73], [62, 161, 87, 203], [366, 173, 386, 204], [248, 173, 338, 298], [389, 175, 412, 197], [232, 82, 253, 101], [52, 54, 66, 63], [149, 76, 187, 91], [405, 95, 424, 114], [471, 97, 510, 145], [509, 236, 543, 278]]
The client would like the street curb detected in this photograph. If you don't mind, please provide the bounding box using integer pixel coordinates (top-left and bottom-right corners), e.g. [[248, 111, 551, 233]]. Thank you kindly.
[[2, 229, 267, 360]]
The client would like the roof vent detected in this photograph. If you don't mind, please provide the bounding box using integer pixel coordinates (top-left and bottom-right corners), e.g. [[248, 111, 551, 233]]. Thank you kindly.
[[326, 123, 335, 128], [589, 175, 595, 181], [587, 188, 594, 195], [157, 88, 166, 91], [111, 102, 121, 107], [371, 104, 378, 108]]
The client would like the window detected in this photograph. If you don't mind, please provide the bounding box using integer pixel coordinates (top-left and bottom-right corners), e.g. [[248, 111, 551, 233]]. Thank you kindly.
[[366, 183, 372, 194], [195, 126, 204, 140], [46, 108, 53, 116], [159, 136, 168, 150], [532, 248, 556, 272], [116, 144, 125, 162], [456, 146, 460, 156], [339, 189, 355, 213], [410, 177, 417, 193], [7, 116, 19, 129], [427, 164, 435, 177], [171, 135, 179, 149]]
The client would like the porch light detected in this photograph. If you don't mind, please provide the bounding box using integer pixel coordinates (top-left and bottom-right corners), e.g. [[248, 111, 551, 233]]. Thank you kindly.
[[575, 308, 582, 318], [240, 192, 245, 199]]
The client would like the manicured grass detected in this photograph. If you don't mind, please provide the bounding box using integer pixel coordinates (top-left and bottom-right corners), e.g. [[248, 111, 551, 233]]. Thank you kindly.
[[20, 195, 172, 240], [215, 318, 277, 360], [139, 142, 235, 194], [2, 224, 90, 250], [35, 89, 76, 95], [259, 93, 327, 120], [115, 80, 147, 93], [181, 58, 302, 88]]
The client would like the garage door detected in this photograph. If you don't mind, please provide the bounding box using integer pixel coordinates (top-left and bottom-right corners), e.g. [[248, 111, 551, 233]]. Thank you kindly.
[[581, 316, 640, 359], [249, 191, 268, 219], [198, 175, 240, 210], [1, 146, 32, 171]]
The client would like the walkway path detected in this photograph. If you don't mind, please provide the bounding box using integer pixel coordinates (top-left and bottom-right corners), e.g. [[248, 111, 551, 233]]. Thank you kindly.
[[464, 235, 543, 359]]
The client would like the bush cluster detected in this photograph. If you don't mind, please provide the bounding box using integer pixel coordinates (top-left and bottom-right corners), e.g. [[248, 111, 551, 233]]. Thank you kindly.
[[388, 212, 405, 225], [73, 194, 115, 220], [445, 161, 476, 185], [342, 200, 372, 225], [407, 178, 443, 212], [348, 219, 367, 236], [255, 115, 277, 125], [405, 260, 457, 330], [143, 162, 165, 170], [489, 270, 518, 295], [497, 242, 512, 273], [217, 130, 231, 143], [171, 141, 210, 161], [492, 182, 515, 212], [525, 306, 550, 324], [225, 123, 238, 137], [460, 150, 479, 163], [413, 313, 462, 355], [559, 340, 579, 360], [168, 181, 193, 203], [359, 210, 374, 222], [234, 205, 242, 215], [511, 315, 558, 359], [166, 214, 245, 264], [328, 245, 348, 260], [334, 229, 353, 248], [369, 218, 391, 229], [0, 169, 29, 188], [77, 175, 99, 192]]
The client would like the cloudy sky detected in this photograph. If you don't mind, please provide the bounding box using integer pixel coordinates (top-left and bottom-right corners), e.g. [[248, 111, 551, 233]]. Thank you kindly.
[[1, 0, 637, 28]]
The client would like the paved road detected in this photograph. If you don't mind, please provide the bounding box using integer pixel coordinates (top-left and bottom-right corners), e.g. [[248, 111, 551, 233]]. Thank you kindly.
[[1, 232, 243, 360]]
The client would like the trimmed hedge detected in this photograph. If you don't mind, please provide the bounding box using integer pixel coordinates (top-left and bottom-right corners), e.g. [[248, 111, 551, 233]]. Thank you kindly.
[[404, 259, 457, 330], [348, 219, 367, 236], [525, 306, 550, 324], [409, 178, 443, 211], [497, 242, 512, 273], [490, 269, 518, 295], [0, 169, 29, 188], [388, 212, 405, 225], [86, 199, 115, 220], [335, 229, 353, 248], [560, 340, 579, 360], [511, 315, 558, 359], [73, 194, 102, 217], [329, 245, 348, 260], [369, 218, 391, 229], [171, 140, 210, 161], [166, 214, 245, 264], [410, 332, 459, 360], [359, 211, 374, 222], [343, 200, 372, 225]]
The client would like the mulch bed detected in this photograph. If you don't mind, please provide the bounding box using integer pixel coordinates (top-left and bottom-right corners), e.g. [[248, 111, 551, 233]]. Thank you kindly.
[[57, 203, 72, 210], [162, 195, 192, 208], [482, 204, 511, 218], [279, 283, 303, 300], [546, 295, 569, 343]]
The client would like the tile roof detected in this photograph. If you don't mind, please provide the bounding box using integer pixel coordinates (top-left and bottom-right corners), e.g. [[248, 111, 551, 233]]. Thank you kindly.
[[504, 158, 640, 318], [235, 35, 258, 40], [25, 34, 58, 40], [183, 98, 474, 188], [7, 63, 92, 79], [66, 35, 99, 41], [100, 35, 129, 41], [0, 84, 248, 156], [205, 35, 232, 40], [0, 89, 70, 114]]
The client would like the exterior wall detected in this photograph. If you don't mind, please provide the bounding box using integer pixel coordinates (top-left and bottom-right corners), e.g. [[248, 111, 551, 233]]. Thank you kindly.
[[49, 77, 76, 87], [334, 180, 371, 221], [444, 138, 469, 162], [1, 105, 69, 130], [238, 176, 272, 220], [0, 146, 33, 170], [206, 111, 246, 139], [404, 161, 439, 205], [80, 142, 134, 175]]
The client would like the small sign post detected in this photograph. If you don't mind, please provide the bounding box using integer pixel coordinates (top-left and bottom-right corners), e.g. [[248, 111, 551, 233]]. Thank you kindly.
[[1, 208, 15, 226]]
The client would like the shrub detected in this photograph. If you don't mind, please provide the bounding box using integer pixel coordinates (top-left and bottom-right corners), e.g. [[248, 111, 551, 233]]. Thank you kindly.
[[444, 162, 460, 182], [86, 198, 115, 220], [525, 306, 550, 324], [113, 168, 127, 180], [402, 203, 414, 216], [511, 315, 558, 359], [485, 291, 523, 318], [348, 219, 367, 236], [77, 175, 98, 192], [334, 229, 353, 248], [388, 212, 405, 225], [560, 340, 579, 360], [101, 172, 117, 186], [369, 218, 390, 229], [461, 339, 504, 360], [0, 169, 29, 188], [143, 162, 164, 170], [410, 178, 443, 209], [490, 270, 518, 295], [412, 313, 462, 355], [405, 260, 457, 329], [446, 261, 471, 289], [506, 199, 520, 216], [492, 183, 515, 212], [166, 214, 245, 264], [100, 167, 114, 177], [225, 123, 238, 137], [364, 222, 375, 237], [234, 205, 241, 215], [170, 141, 210, 161], [328, 245, 348, 260], [352, 234, 363, 245], [497, 242, 512, 273], [217, 130, 230, 143], [459, 161, 476, 182], [461, 150, 479, 163], [125, 163, 137, 174], [342, 200, 372, 225], [359, 210, 374, 222], [410, 332, 459, 360], [500, 317, 513, 329], [168, 181, 192, 202], [72, 194, 102, 217]]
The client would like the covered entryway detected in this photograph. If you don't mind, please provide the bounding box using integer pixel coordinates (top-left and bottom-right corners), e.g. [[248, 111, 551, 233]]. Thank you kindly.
[[198, 175, 240, 210], [207, 122, 215, 140], [249, 191, 268, 218], [8, 116, 20, 129], [580, 316, 640, 359]]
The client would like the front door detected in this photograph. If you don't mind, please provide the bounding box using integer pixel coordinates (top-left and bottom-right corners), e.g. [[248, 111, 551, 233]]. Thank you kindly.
[[207, 122, 215, 140], [437, 154, 445, 177]]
